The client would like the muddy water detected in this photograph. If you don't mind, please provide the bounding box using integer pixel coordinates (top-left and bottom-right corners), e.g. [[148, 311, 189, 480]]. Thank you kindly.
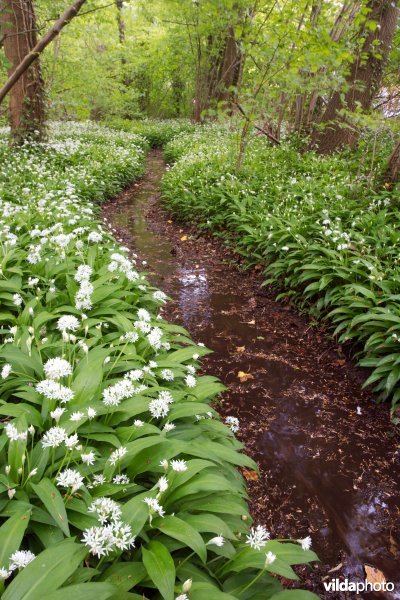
[[104, 150, 400, 599]]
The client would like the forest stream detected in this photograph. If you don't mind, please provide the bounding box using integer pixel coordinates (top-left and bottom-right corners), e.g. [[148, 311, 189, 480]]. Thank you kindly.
[[102, 150, 400, 600]]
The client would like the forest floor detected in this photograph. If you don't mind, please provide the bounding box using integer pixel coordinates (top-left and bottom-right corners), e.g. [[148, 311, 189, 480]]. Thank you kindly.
[[102, 150, 400, 600]]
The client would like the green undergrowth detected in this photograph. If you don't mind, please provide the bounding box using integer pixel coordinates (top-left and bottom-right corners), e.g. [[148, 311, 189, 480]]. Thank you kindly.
[[161, 128, 400, 412], [106, 119, 197, 148], [0, 121, 319, 599]]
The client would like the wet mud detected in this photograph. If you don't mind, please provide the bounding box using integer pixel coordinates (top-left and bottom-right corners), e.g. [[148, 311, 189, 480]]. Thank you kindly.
[[102, 149, 400, 599]]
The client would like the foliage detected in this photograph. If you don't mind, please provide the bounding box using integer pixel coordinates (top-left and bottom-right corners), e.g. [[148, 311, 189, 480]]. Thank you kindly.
[[162, 128, 400, 412], [107, 119, 198, 148], [0, 122, 319, 598]]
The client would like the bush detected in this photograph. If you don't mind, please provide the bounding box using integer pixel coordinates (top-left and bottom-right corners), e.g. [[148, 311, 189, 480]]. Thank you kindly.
[[0, 122, 319, 599], [162, 129, 400, 412], [106, 119, 197, 148]]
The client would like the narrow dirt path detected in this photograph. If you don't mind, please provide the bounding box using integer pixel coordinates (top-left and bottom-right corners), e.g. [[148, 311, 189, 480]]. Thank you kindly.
[[102, 150, 400, 599]]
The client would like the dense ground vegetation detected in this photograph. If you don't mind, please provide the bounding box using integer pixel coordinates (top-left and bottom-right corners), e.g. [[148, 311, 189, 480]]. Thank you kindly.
[[162, 127, 400, 411], [0, 122, 319, 599]]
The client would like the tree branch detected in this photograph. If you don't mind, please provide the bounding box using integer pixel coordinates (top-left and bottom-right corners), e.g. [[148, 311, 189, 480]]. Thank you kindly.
[[0, 0, 88, 106]]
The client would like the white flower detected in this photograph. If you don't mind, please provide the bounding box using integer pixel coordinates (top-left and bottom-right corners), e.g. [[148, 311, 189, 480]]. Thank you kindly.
[[163, 422, 175, 433], [103, 379, 134, 407], [124, 331, 139, 343], [137, 308, 151, 321], [13, 294, 22, 307], [161, 369, 174, 381], [82, 521, 135, 557], [225, 416, 239, 433], [75, 265, 92, 282], [208, 535, 224, 547], [170, 459, 187, 472], [134, 419, 144, 427], [160, 459, 168, 470], [87, 407, 97, 419], [298, 536, 312, 551], [0, 567, 10, 580], [5, 423, 27, 442], [182, 579, 192, 593], [57, 315, 80, 332], [157, 476, 169, 493], [1, 364, 12, 379], [265, 551, 276, 565], [153, 290, 167, 302], [185, 374, 197, 388], [149, 395, 172, 419], [50, 407, 65, 422], [41, 426, 67, 448], [92, 474, 106, 486], [109, 446, 127, 465], [9, 550, 35, 571], [43, 357, 72, 380], [81, 451, 96, 465], [36, 380, 74, 402], [144, 497, 165, 519], [65, 434, 79, 449], [56, 468, 84, 492], [246, 525, 270, 550], [70, 411, 84, 422], [176, 595, 188, 600], [113, 474, 130, 485], [89, 497, 121, 524], [7, 488, 16, 499]]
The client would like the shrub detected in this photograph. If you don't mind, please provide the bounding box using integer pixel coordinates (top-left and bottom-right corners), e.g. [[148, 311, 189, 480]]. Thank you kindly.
[[106, 119, 197, 148], [162, 129, 400, 412], [0, 122, 319, 599]]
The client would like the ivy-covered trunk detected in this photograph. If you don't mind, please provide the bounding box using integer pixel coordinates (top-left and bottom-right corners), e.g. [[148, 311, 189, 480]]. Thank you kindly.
[[0, 0, 46, 143], [310, 0, 399, 154]]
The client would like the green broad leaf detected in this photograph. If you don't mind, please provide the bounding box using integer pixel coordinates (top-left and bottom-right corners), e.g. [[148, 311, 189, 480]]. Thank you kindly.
[[0, 508, 31, 569], [0, 404, 42, 427], [142, 541, 175, 600], [179, 493, 248, 516], [41, 583, 117, 600], [120, 492, 150, 534], [2, 539, 87, 600], [32, 478, 70, 537], [153, 515, 207, 562], [264, 541, 319, 565], [71, 347, 111, 404], [190, 582, 237, 599], [99, 562, 147, 591], [183, 513, 236, 539]]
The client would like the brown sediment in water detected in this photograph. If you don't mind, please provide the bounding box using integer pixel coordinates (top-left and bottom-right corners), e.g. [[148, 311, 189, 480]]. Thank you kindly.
[[102, 149, 400, 600]]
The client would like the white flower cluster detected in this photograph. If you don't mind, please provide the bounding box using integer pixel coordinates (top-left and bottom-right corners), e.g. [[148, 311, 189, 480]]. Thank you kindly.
[[74, 264, 93, 311], [82, 496, 135, 558]]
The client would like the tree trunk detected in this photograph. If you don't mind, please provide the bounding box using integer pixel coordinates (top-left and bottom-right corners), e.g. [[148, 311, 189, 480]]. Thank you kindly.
[[311, 0, 399, 154], [0, 0, 45, 143], [381, 138, 400, 188], [216, 25, 244, 111], [0, 0, 88, 111]]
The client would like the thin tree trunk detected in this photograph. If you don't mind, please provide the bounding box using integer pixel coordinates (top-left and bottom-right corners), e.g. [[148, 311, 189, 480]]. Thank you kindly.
[[311, 0, 399, 153], [380, 138, 400, 187], [0, 0, 88, 111], [0, 0, 45, 142]]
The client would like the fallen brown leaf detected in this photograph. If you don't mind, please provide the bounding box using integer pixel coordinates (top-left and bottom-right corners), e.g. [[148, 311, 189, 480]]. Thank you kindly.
[[365, 565, 386, 585], [180, 235, 188, 242], [237, 371, 254, 382], [236, 346, 245, 353], [242, 469, 259, 481]]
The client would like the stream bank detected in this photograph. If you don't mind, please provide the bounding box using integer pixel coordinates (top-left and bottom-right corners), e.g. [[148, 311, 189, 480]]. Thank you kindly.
[[102, 149, 400, 600]]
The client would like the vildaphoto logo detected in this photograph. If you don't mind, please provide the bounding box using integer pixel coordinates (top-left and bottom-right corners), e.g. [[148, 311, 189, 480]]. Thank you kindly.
[[323, 578, 395, 593]]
